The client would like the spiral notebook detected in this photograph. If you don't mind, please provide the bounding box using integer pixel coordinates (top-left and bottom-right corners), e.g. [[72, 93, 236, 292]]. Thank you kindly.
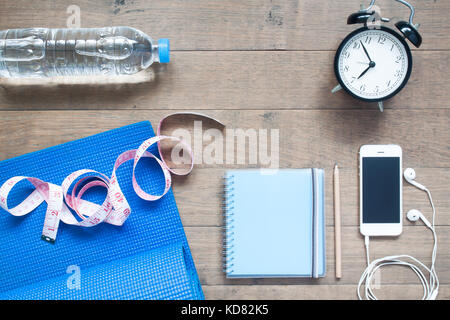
[[223, 169, 326, 278]]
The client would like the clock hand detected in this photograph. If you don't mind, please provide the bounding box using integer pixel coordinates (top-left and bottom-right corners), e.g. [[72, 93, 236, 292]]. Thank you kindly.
[[360, 41, 373, 62], [357, 60, 376, 79], [357, 66, 371, 79]]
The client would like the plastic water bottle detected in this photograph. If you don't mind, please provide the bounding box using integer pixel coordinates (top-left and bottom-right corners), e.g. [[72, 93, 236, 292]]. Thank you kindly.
[[0, 27, 169, 78]]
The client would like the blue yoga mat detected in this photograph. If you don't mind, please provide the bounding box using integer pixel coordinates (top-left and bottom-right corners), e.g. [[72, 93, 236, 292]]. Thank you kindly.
[[0, 121, 204, 300]]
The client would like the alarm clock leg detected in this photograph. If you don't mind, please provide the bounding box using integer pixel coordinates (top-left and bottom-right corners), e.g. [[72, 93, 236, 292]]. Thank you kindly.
[[378, 101, 384, 112], [331, 84, 342, 93]]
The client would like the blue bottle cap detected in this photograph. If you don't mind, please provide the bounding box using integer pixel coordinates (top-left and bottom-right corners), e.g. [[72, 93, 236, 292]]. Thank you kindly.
[[158, 38, 170, 63]]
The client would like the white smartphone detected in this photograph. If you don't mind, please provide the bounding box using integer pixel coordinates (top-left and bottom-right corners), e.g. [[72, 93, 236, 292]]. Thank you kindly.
[[359, 144, 402, 236]]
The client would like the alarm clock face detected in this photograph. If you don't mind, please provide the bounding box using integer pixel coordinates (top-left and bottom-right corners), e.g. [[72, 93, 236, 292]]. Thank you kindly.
[[335, 27, 412, 102]]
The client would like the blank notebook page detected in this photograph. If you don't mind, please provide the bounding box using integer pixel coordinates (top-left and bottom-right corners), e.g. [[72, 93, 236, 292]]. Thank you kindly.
[[224, 169, 325, 278]]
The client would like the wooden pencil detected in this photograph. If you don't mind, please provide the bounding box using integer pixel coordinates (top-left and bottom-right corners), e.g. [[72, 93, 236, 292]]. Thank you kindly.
[[334, 164, 342, 279]]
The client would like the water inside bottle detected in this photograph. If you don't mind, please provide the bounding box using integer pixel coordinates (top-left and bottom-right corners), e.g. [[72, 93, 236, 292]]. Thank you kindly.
[[0, 27, 160, 78]]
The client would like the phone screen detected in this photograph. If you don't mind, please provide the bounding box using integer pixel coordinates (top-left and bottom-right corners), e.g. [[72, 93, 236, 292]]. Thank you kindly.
[[362, 157, 400, 223]]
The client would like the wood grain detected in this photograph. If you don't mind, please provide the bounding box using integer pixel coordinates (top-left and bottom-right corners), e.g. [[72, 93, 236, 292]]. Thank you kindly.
[[0, 0, 447, 51], [0, 110, 448, 168], [173, 167, 450, 227], [0, 51, 448, 110], [185, 226, 450, 286], [203, 285, 450, 300]]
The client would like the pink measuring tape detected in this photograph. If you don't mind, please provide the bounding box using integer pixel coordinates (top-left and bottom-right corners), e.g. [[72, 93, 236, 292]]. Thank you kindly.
[[0, 113, 224, 243]]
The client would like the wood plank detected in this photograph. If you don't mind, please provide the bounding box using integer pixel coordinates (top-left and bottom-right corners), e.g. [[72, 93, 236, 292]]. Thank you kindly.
[[0, 0, 447, 51], [203, 284, 450, 300], [0, 51, 448, 110], [173, 167, 450, 227], [0, 110, 448, 168], [1, 110, 447, 226], [185, 226, 450, 286]]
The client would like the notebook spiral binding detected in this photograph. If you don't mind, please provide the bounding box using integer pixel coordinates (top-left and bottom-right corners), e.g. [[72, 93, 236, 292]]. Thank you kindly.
[[222, 174, 235, 275]]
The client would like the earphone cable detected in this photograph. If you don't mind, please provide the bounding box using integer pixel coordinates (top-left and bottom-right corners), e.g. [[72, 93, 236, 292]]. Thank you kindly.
[[357, 187, 439, 300]]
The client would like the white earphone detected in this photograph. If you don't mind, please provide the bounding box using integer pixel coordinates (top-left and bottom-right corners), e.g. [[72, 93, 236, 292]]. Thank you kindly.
[[406, 209, 432, 228], [403, 167, 426, 190], [358, 167, 439, 300], [404, 168, 432, 228]]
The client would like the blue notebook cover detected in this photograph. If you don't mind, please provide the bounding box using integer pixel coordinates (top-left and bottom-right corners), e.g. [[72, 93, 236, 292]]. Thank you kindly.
[[0, 121, 204, 300], [223, 169, 326, 278]]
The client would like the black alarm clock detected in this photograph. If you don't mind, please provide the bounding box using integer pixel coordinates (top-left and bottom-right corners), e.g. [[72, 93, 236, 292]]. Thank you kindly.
[[332, 0, 422, 111]]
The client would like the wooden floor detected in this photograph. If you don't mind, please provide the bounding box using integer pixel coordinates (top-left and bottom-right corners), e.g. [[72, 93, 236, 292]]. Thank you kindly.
[[0, 1, 449, 300]]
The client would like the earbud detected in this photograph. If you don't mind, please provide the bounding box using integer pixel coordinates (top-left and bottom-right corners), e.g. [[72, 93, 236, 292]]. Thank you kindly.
[[403, 168, 426, 191], [407, 209, 432, 229]]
